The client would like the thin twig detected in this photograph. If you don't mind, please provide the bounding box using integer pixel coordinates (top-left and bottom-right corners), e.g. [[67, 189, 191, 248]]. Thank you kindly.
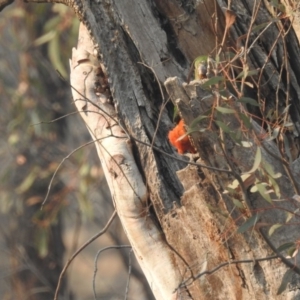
[[41, 138, 108, 209], [54, 210, 117, 300], [65, 76, 233, 173], [176, 254, 279, 290], [124, 249, 133, 300], [92, 245, 132, 300]]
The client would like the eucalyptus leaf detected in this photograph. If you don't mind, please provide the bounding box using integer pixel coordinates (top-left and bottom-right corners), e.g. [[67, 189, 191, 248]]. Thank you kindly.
[[215, 106, 235, 114], [268, 224, 282, 236], [189, 115, 208, 129], [215, 120, 232, 133], [35, 227, 49, 258], [243, 147, 261, 174], [277, 269, 294, 295], [277, 242, 295, 253], [238, 97, 259, 106], [201, 76, 224, 89], [262, 161, 282, 179], [236, 69, 259, 79], [237, 214, 259, 233], [232, 198, 244, 209], [239, 113, 252, 129], [257, 183, 273, 203]]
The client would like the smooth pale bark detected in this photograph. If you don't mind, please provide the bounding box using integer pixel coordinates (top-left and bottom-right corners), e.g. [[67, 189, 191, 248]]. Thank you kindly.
[[69, 23, 187, 300]]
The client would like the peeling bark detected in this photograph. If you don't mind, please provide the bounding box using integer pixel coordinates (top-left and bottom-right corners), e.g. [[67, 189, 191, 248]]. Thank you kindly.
[[11, 0, 300, 298], [66, 1, 300, 298], [70, 23, 187, 300]]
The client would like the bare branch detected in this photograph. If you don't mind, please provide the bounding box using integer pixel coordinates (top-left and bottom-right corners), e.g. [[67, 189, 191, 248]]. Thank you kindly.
[[176, 254, 279, 290], [93, 245, 131, 300], [54, 210, 117, 300]]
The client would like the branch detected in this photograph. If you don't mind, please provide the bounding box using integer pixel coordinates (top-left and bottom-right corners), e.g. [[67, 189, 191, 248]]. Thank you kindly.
[[176, 254, 279, 291], [69, 22, 185, 299], [92, 245, 132, 300], [54, 210, 117, 300]]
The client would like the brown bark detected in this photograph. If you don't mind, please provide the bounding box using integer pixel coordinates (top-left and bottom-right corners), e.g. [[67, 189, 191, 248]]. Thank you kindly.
[[12, 0, 300, 298], [65, 0, 300, 298]]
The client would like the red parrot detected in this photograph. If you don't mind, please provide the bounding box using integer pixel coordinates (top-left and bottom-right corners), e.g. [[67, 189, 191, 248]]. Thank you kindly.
[[168, 120, 196, 154]]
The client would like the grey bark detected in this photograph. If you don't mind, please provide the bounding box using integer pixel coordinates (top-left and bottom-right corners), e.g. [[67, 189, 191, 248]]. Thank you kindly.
[[67, 0, 300, 298], [16, 0, 300, 298]]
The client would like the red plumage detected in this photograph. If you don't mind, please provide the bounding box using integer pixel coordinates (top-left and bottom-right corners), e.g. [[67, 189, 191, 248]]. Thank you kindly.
[[168, 120, 196, 154]]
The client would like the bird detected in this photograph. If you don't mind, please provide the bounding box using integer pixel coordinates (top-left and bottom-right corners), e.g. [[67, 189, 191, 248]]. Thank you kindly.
[[194, 55, 208, 80], [168, 119, 196, 154]]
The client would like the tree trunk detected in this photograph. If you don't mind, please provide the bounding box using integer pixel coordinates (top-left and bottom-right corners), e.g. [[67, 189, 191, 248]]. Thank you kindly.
[[18, 0, 300, 299]]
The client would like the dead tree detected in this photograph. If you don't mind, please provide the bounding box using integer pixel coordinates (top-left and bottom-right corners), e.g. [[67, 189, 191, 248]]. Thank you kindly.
[[3, 0, 300, 299]]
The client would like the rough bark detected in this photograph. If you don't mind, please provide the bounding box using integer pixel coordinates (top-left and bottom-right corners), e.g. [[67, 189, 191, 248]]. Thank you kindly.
[[13, 0, 300, 299], [70, 24, 186, 299], [66, 0, 300, 299]]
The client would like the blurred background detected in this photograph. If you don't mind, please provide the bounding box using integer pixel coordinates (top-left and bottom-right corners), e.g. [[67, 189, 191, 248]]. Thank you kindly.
[[0, 2, 153, 299]]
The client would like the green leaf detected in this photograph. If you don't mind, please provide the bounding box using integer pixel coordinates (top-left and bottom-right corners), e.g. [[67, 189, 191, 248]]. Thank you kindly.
[[201, 76, 224, 89], [194, 55, 208, 65], [48, 32, 67, 78], [277, 242, 295, 253], [215, 120, 232, 133], [283, 135, 292, 162], [173, 106, 179, 122], [267, 127, 280, 141], [16, 166, 39, 194], [239, 113, 252, 129], [251, 22, 273, 34], [232, 198, 244, 209], [277, 269, 294, 295], [238, 97, 259, 106], [187, 128, 207, 134], [268, 175, 281, 198], [286, 208, 298, 223], [215, 106, 235, 114], [243, 147, 261, 174], [236, 69, 259, 80], [229, 131, 242, 144], [286, 211, 293, 223], [33, 30, 56, 47], [219, 89, 231, 99], [268, 224, 282, 236], [35, 227, 49, 258], [44, 15, 61, 32], [262, 161, 282, 179], [189, 115, 208, 129], [257, 183, 273, 203], [223, 51, 236, 60], [287, 246, 297, 258], [237, 214, 259, 233]]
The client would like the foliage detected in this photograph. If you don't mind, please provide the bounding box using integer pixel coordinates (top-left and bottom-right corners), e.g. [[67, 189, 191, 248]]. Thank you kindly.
[[183, 4, 300, 293]]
